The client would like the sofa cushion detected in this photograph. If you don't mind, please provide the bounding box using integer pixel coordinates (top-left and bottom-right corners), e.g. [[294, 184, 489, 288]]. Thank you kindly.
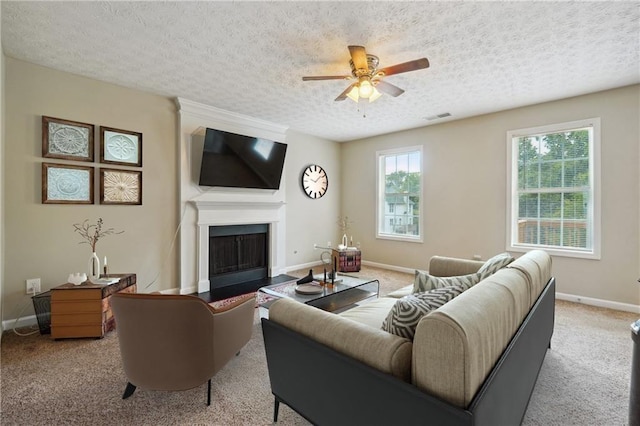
[[412, 269, 485, 293], [428, 256, 484, 277], [339, 297, 399, 329], [386, 284, 413, 299], [477, 252, 514, 275], [382, 284, 466, 339]]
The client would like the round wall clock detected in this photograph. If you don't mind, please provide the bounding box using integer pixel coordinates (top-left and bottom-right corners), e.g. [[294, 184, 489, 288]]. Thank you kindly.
[[301, 164, 328, 199]]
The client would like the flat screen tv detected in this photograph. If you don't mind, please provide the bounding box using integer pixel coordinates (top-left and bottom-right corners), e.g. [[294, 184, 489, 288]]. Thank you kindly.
[[198, 128, 287, 190]]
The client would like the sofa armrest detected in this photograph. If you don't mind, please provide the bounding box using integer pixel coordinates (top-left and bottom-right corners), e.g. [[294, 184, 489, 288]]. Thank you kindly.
[[429, 256, 484, 277], [269, 298, 412, 381]]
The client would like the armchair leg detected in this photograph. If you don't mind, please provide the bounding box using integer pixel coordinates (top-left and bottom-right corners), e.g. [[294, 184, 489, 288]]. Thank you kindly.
[[122, 382, 136, 399], [273, 397, 280, 422], [207, 379, 212, 406]]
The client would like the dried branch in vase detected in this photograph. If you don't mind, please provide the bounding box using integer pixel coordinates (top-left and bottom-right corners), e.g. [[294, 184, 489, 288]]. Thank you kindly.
[[337, 216, 353, 235], [73, 218, 124, 252]]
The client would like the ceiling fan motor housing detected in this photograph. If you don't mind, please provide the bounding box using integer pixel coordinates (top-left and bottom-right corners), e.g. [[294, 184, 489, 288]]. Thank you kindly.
[[350, 54, 379, 78]]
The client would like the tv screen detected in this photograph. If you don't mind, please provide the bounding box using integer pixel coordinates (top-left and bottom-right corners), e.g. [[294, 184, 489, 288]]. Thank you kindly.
[[198, 128, 287, 190]]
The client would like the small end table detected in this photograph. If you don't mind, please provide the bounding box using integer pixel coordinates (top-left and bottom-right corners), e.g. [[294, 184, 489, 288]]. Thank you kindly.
[[50, 273, 136, 339]]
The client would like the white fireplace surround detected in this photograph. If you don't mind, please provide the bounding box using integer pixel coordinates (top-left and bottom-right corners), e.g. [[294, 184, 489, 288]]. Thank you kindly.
[[176, 97, 289, 295], [193, 200, 286, 294]]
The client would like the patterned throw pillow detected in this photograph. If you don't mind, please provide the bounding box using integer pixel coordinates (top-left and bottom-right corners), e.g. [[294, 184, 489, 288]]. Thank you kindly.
[[477, 252, 514, 275], [382, 284, 466, 339], [412, 269, 485, 293]]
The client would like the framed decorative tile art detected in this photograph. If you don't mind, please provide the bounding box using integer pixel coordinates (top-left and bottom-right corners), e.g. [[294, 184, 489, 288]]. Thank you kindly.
[[42, 116, 94, 162], [100, 168, 142, 205], [42, 163, 94, 204], [100, 126, 142, 167]]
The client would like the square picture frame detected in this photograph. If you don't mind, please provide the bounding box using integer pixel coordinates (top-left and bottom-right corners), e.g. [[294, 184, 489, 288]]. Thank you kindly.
[[100, 126, 143, 167], [42, 116, 94, 162], [42, 162, 94, 204], [100, 168, 142, 205]]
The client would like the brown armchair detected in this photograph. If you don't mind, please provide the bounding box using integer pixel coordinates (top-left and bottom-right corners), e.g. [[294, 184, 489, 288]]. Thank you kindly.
[[111, 292, 255, 405]]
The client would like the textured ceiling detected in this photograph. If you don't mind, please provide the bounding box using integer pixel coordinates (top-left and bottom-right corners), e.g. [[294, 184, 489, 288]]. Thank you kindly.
[[2, 1, 639, 142]]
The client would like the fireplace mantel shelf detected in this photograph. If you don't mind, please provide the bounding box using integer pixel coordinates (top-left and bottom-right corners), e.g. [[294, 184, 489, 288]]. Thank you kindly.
[[192, 200, 286, 210]]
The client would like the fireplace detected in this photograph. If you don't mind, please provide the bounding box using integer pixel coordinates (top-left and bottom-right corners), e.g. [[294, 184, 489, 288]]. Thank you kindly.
[[209, 224, 269, 291], [177, 98, 289, 296]]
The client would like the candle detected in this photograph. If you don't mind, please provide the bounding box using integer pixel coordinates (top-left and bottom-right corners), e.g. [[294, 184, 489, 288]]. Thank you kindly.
[[103, 256, 108, 265], [103, 256, 108, 276]]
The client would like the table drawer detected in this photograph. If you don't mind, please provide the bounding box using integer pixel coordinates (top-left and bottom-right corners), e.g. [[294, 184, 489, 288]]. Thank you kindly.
[[52, 300, 101, 314], [51, 312, 102, 326], [51, 288, 102, 301], [52, 325, 104, 339]]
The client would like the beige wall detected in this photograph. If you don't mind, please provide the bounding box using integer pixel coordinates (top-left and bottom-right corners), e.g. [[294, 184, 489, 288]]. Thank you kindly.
[[284, 129, 341, 269], [341, 85, 640, 306], [3, 58, 178, 323]]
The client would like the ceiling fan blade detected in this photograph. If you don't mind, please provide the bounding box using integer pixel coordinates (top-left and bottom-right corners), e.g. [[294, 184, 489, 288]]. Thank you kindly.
[[348, 45, 368, 72], [302, 75, 351, 81], [335, 82, 357, 101], [375, 80, 405, 97], [377, 58, 429, 77]]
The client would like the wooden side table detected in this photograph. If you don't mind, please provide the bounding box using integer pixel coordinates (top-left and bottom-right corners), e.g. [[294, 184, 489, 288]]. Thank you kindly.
[[50, 273, 136, 339]]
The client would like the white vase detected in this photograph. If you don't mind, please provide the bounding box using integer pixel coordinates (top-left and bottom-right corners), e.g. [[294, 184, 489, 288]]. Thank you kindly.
[[88, 252, 101, 282]]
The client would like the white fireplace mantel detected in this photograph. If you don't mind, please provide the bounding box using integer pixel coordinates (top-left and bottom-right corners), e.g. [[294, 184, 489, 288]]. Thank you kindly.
[[177, 97, 289, 295], [193, 200, 285, 214], [192, 200, 286, 294]]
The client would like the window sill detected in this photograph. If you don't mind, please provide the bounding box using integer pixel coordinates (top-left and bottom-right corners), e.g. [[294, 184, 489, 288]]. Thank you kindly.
[[376, 234, 423, 244], [507, 244, 600, 260]]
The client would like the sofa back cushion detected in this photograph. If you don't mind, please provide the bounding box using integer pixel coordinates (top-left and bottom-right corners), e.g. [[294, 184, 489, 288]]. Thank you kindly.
[[411, 266, 534, 408], [506, 249, 552, 307], [428, 256, 484, 277]]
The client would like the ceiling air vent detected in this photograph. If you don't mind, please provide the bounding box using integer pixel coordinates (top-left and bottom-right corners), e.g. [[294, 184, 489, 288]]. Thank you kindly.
[[424, 112, 451, 121]]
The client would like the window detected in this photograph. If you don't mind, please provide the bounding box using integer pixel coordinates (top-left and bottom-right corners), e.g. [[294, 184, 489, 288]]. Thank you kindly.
[[506, 118, 600, 259], [377, 146, 423, 242]]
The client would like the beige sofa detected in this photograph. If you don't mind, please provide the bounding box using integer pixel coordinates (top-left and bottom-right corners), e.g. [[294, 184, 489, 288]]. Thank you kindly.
[[262, 250, 554, 425]]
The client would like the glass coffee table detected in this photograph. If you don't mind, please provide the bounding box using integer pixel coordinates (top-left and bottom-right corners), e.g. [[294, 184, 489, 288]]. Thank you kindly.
[[258, 274, 379, 314]]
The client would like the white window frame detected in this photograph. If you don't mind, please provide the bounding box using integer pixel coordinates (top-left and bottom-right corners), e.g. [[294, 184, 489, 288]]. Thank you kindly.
[[376, 146, 423, 243], [506, 118, 601, 259]]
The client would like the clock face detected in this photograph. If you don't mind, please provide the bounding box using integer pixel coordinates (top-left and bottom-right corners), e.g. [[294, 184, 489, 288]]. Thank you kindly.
[[301, 164, 328, 199]]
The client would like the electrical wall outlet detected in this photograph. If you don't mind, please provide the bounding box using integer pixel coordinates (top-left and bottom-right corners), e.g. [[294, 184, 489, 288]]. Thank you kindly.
[[26, 278, 41, 295]]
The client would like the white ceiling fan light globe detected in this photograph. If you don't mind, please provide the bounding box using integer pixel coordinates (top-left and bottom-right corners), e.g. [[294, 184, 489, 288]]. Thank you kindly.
[[358, 78, 374, 98], [346, 86, 360, 102], [369, 87, 382, 103]]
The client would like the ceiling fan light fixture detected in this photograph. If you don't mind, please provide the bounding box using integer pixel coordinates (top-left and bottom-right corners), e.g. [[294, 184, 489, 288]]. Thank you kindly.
[[358, 77, 374, 98], [347, 84, 382, 103], [369, 87, 382, 102], [346, 85, 360, 102]]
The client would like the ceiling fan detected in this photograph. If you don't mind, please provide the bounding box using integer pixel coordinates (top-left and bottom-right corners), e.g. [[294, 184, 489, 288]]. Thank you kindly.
[[302, 45, 429, 103]]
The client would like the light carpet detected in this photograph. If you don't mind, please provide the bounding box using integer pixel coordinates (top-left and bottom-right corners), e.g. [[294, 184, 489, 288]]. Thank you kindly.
[[1, 265, 637, 425]]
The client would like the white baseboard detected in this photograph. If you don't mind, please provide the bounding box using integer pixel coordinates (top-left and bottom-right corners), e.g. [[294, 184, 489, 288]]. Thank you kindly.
[[361, 260, 415, 275], [3, 314, 38, 331], [556, 292, 640, 314], [284, 260, 323, 274]]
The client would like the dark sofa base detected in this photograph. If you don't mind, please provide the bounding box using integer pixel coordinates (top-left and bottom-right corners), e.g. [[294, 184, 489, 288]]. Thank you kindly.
[[262, 277, 555, 426]]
